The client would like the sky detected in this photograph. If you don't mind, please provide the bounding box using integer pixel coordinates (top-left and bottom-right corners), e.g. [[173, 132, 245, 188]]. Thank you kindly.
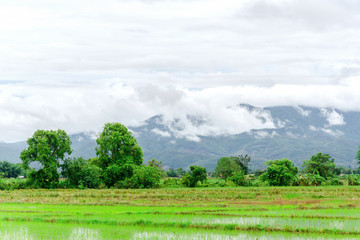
[[1, 0, 360, 142]]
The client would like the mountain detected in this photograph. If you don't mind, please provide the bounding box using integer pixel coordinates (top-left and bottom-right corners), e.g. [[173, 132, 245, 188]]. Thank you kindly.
[[1, 105, 360, 170]]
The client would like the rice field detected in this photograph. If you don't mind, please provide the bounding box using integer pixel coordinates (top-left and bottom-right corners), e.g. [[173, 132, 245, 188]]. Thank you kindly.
[[1, 186, 360, 239]]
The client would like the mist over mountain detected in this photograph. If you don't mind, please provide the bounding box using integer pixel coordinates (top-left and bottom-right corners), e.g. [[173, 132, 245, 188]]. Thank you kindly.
[[1, 105, 360, 170]]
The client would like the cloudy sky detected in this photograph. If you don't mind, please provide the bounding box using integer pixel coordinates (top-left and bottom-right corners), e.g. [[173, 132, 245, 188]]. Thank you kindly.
[[1, 0, 360, 142]]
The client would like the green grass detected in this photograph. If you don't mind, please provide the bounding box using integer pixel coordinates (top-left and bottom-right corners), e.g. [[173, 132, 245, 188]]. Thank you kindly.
[[1, 186, 360, 239]]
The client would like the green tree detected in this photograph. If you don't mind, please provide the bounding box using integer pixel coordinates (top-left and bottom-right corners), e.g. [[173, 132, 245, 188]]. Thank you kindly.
[[232, 154, 251, 175], [302, 153, 335, 179], [96, 123, 143, 187], [148, 158, 165, 177], [182, 165, 207, 187], [214, 157, 240, 180], [96, 123, 143, 169], [357, 146, 360, 172], [0, 161, 26, 178], [20, 129, 72, 188], [260, 159, 298, 186], [61, 157, 102, 188]]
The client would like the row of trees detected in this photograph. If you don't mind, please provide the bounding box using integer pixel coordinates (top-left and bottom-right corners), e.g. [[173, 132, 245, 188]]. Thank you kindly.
[[19, 123, 162, 189], [212, 152, 355, 186], [0, 161, 26, 178], [4, 121, 360, 189]]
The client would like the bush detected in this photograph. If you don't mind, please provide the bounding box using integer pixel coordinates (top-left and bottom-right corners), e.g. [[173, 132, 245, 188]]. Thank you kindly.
[[347, 174, 360, 186], [61, 157, 102, 189], [297, 173, 325, 186], [163, 178, 182, 188], [27, 169, 59, 189], [326, 178, 344, 186], [228, 170, 246, 186], [260, 159, 298, 186], [182, 166, 207, 187], [130, 165, 161, 189], [104, 164, 135, 188]]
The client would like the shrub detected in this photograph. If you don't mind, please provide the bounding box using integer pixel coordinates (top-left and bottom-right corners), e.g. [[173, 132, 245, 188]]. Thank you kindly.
[[327, 178, 344, 186], [163, 178, 182, 188], [130, 165, 161, 189], [297, 173, 325, 186], [228, 170, 246, 186], [260, 159, 298, 186], [182, 166, 207, 187], [104, 164, 135, 188], [302, 153, 335, 179], [61, 157, 103, 188], [347, 174, 360, 186]]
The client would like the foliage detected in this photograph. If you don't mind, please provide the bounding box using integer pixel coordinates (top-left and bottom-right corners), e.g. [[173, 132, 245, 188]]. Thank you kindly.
[[96, 123, 144, 188], [182, 165, 207, 187], [113, 165, 161, 189], [104, 163, 135, 187], [326, 178, 343, 186], [163, 178, 182, 188], [297, 173, 325, 186], [129, 165, 161, 189], [20, 129, 72, 188], [260, 159, 298, 186], [232, 154, 251, 175], [302, 153, 335, 179], [347, 174, 360, 186], [61, 157, 102, 188], [213, 157, 240, 180], [148, 158, 165, 177], [357, 146, 360, 172], [96, 122, 143, 170], [228, 170, 246, 186], [0, 161, 26, 178], [166, 168, 186, 177], [253, 169, 267, 177]]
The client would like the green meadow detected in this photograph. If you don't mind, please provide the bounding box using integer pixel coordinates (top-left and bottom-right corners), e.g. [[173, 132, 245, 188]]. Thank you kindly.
[[0, 186, 360, 239]]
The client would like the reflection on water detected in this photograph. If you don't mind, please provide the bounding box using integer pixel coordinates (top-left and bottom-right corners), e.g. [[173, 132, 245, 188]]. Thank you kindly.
[[175, 216, 273, 225], [0, 226, 34, 240], [133, 231, 358, 240], [69, 227, 100, 240]]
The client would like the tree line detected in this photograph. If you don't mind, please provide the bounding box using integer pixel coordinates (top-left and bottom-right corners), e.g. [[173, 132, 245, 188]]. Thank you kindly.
[[1, 122, 360, 189]]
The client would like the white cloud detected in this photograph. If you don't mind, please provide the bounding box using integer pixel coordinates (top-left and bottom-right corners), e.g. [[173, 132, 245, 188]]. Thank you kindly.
[[0, 0, 360, 141], [250, 130, 279, 139], [151, 128, 171, 137], [321, 128, 344, 137], [320, 109, 346, 126], [309, 125, 344, 137], [1, 78, 360, 142], [295, 106, 311, 117]]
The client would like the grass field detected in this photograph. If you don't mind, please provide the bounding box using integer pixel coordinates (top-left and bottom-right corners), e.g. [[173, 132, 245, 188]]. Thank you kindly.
[[1, 186, 360, 239]]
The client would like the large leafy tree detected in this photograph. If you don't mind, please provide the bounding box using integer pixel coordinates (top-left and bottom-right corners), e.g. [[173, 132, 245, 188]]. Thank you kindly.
[[20, 129, 72, 188], [302, 152, 335, 179], [96, 122, 143, 187], [96, 123, 143, 169], [260, 159, 298, 186], [214, 157, 240, 180], [357, 146, 360, 171]]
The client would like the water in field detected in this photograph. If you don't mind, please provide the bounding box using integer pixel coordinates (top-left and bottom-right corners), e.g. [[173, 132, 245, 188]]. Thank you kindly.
[[0, 221, 358, 240], [132, 231, 359, 240]]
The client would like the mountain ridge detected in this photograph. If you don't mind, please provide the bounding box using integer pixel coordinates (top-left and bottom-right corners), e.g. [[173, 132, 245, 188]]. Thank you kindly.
[[1, 105, 359, 170]]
